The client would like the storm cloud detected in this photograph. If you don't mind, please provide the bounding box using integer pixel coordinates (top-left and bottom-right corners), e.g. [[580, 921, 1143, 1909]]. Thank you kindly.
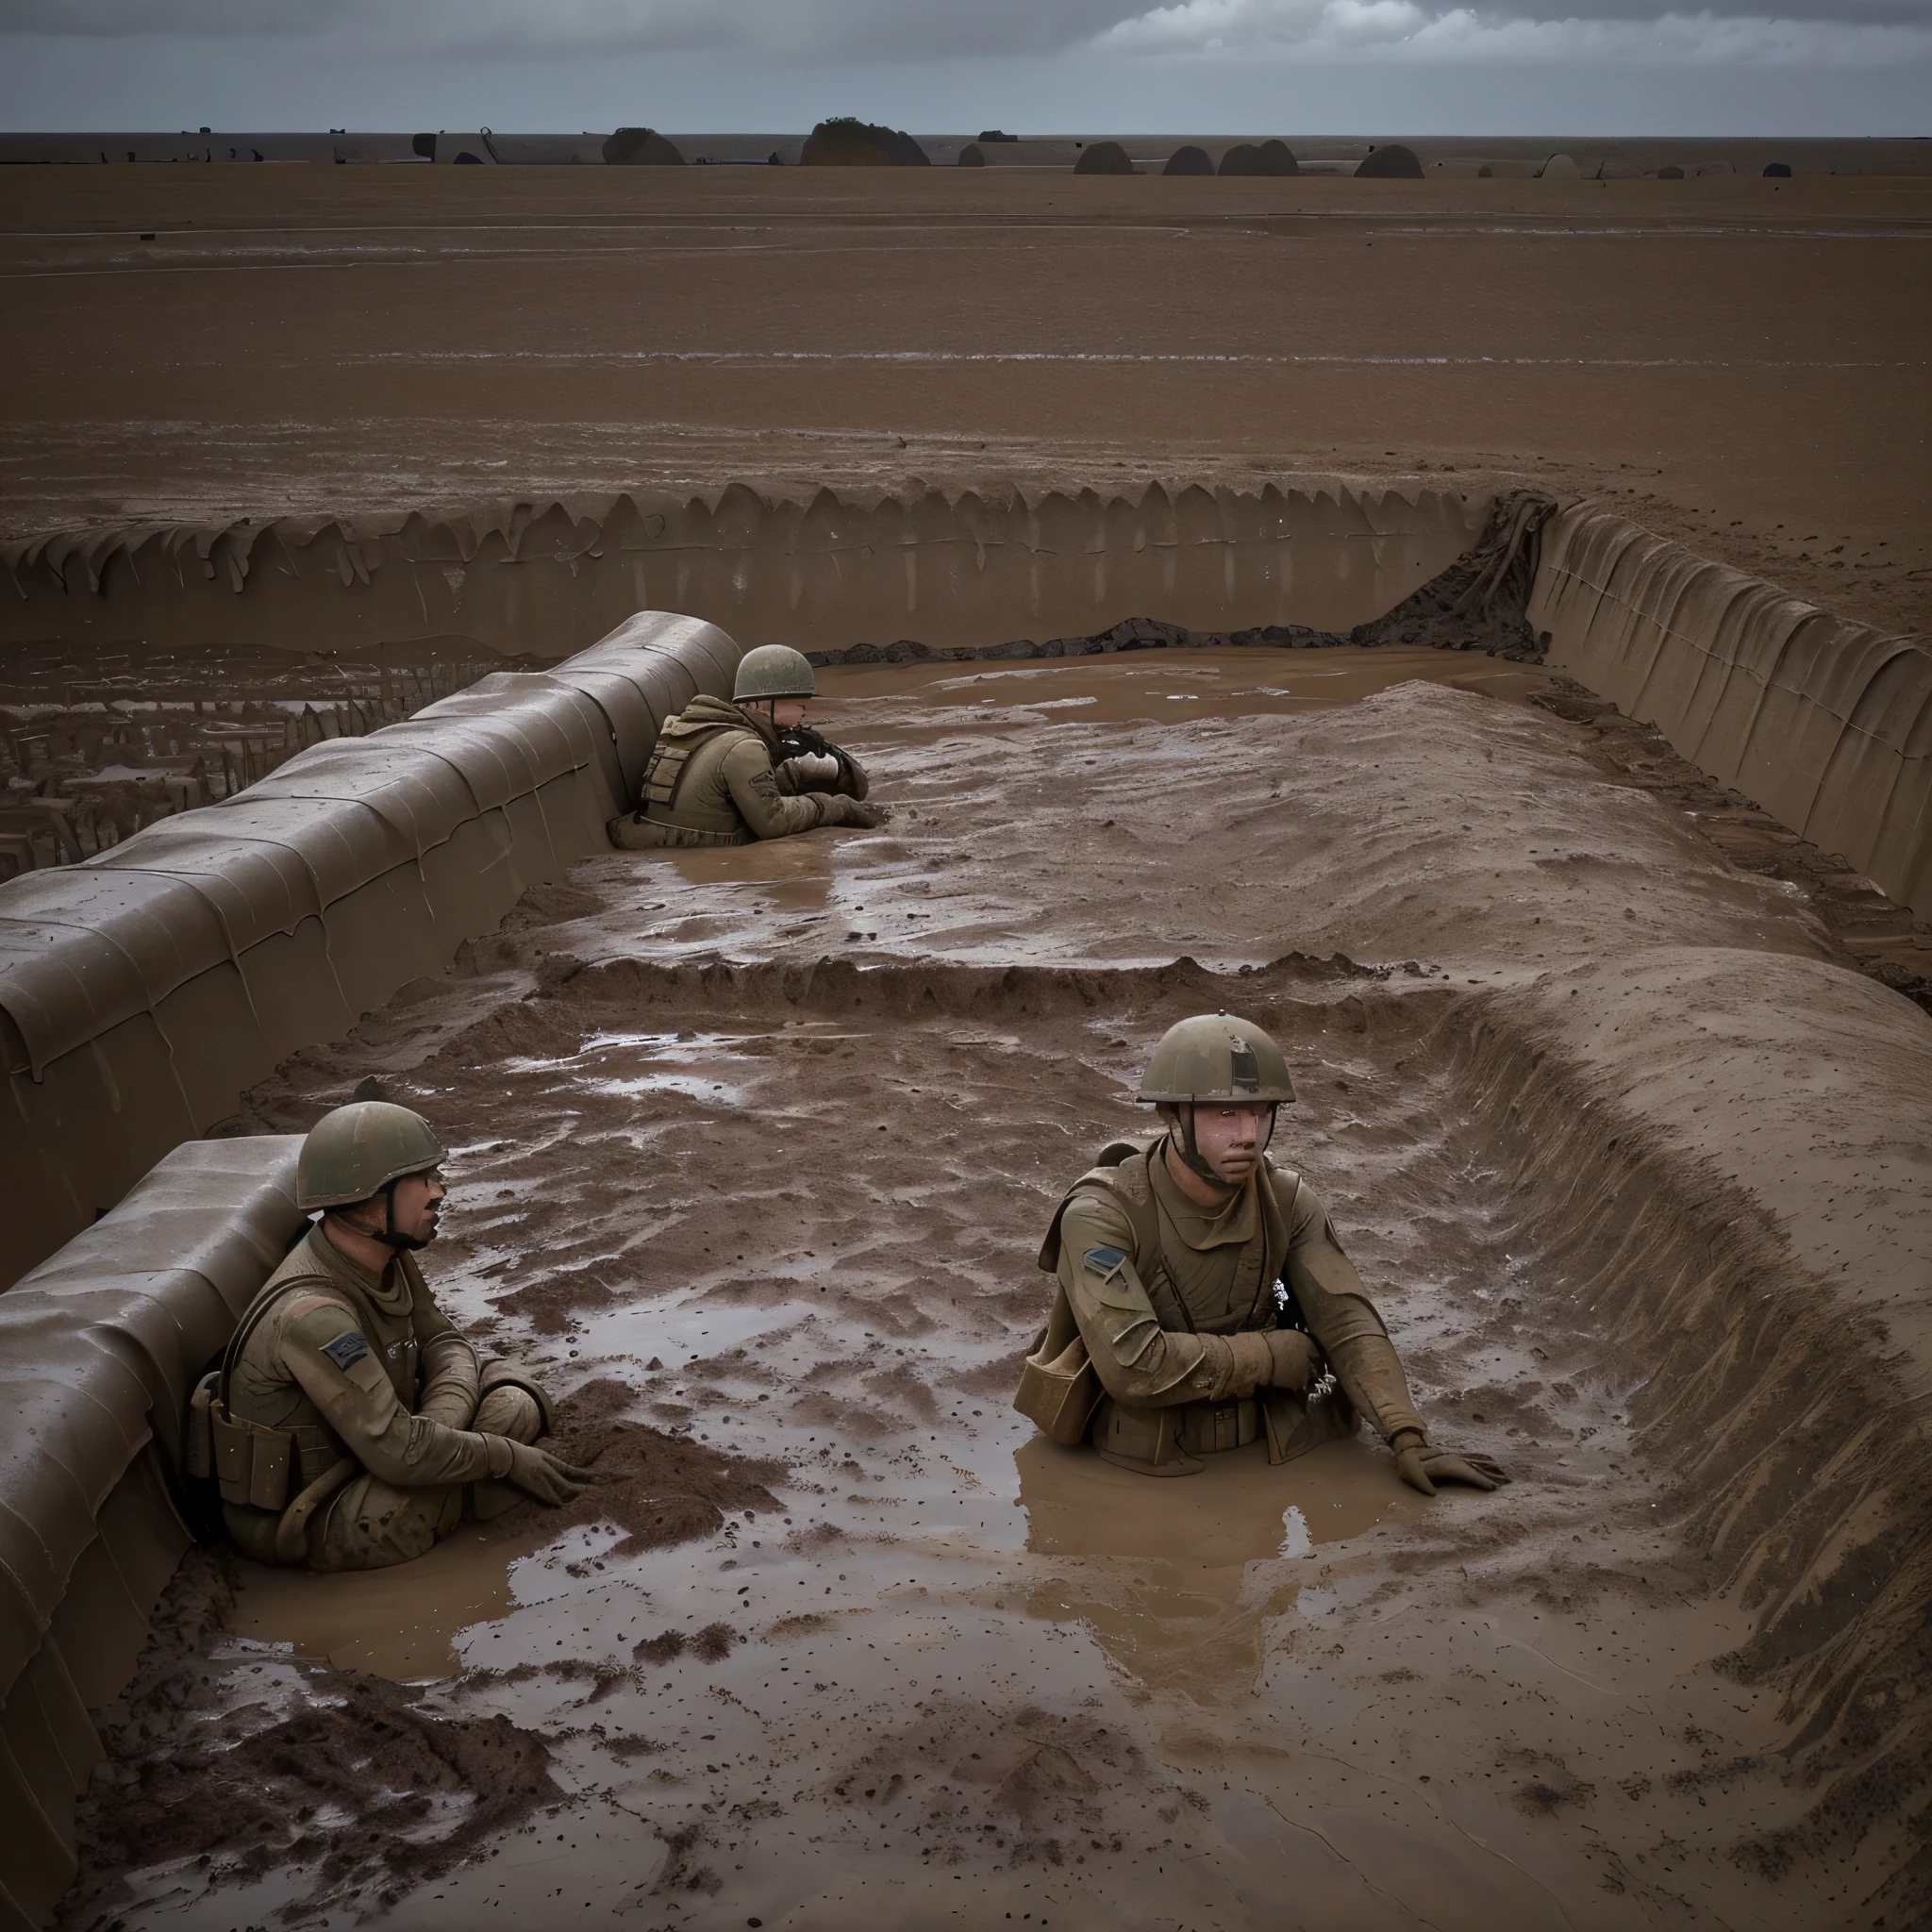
[[8, 0, 1930, 63]]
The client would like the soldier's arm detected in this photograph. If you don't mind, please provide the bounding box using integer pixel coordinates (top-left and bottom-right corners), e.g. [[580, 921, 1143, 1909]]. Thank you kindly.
[[1279, 1176, 1426, 1444], [279, 1295, 513, 1487], [408, 1273, 482, 1431], [720, 738, 835, 839], [1058, 1194, 1274, 1406]]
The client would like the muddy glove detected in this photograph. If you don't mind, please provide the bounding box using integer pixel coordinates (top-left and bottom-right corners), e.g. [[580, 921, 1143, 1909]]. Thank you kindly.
[[1391, 1429, 1509, 1497], [501, 1439, 597, 1506], [817, 794, 891, 829], [1264, 1329, 1322, 1391]]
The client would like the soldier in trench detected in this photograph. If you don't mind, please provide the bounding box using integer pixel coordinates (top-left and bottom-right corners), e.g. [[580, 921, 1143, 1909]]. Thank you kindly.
[[192, 1101, 591, 1570], [1020, 1013, 1508, 1491], [608, 643, 889, 849]]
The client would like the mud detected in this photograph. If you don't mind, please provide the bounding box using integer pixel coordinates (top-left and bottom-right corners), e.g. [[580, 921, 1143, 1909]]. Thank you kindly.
[[1528, 677, 1932, 1013], [58, 1550, 567, 1930], [53, 660, 1929, 1932], [2, 167, 1925, 642]]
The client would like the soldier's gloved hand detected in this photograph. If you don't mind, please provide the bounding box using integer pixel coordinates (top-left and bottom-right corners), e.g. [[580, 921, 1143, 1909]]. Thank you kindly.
[[1391, 1429, 1508, 1497], [502, 1439, 597, 1507], [1264, 1329, 1322, 1391], [819, 794, 891, 829]]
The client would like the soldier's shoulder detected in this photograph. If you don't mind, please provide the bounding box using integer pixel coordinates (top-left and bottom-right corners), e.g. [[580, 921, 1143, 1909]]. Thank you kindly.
[[258, 1225, 332, 1291]]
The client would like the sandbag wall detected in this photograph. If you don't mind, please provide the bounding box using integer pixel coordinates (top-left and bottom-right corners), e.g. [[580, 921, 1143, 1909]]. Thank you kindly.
[[0, 1137, 308, 1932], [0, 609, 741, 1291], [1530, 505, 1932, 922], [0, 483, 1485, 664]]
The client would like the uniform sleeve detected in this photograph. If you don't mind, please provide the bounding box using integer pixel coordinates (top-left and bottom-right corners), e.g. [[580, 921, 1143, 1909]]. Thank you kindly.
[[720, 737, 832, 840], [408, 1271, 482, 1431], [1280, 1177, 1425, 1443], [1058, 1193, 1271, 1407], [279, 1294, 512, 1487]]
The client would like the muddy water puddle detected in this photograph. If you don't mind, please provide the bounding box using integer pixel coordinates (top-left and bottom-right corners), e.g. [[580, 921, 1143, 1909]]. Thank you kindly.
[[815, 646, 1552, 736]]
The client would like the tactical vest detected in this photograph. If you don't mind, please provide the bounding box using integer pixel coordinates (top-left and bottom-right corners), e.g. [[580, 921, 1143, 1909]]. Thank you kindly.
[[184, 1242, 422, 1559], [638, 716, 764, 841], [1019, 1140, 1350, 1474]]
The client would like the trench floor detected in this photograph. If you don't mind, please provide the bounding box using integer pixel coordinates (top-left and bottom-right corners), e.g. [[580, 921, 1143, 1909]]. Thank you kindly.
[[75, 662, 1929, 1932]]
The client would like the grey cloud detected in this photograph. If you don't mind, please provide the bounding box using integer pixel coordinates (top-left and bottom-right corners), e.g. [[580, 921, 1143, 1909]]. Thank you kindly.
[[6, 0, 1930, 58], [0, 0, 1146, 57]]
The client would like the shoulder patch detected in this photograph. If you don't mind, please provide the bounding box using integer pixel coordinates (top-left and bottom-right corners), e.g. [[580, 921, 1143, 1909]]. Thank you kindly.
[[319, 1329, 370, 1372], [1083, 1244, 1128, 1276]]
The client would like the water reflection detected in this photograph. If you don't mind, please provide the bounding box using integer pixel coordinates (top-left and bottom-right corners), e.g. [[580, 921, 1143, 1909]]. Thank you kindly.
[[1014, 1433, 1422, 1699]]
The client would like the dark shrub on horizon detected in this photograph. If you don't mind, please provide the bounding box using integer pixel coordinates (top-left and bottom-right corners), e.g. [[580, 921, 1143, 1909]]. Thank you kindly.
[[802, 118, 930, 167]]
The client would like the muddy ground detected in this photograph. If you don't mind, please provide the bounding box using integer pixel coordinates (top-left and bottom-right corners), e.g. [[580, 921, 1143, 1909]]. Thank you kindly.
[[58, 655, 1932, 1932], [3, 168, 1927, 636]]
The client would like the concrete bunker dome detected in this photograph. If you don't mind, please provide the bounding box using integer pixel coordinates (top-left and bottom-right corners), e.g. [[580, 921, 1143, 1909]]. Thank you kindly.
[[1356, 143, 1425, 179], [1220, 140, 1299, 176], [602, 127, 685, 165], [1074, 141, 1135, 175]]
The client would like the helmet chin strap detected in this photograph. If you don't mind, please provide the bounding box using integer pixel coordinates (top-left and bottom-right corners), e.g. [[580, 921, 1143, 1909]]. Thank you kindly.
[[335, 1180, 429, 1253], [1172, 1103, 1277, 1187]]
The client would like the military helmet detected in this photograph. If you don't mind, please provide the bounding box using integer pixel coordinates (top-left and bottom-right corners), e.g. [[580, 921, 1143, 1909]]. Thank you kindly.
[[1139, 1013, 1296, 1105], [296, 1101, 446, 1210], [733, 644, 817, 703]]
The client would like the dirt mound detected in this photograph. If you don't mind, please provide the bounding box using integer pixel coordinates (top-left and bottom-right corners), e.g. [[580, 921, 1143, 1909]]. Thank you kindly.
[[1074, 142, 1134, 176], [801, 119, 928, 167], [545, 1375, 789, 1554], [602, 127, 684, 166], [958, 143, 985, 167], [1163, 145, 1213, 177], [1348, 489, 1556, 657], [59, 1550, 564, 1925]]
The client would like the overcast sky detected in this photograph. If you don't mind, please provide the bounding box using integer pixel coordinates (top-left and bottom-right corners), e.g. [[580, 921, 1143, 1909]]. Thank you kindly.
[[3, 1, 1927, 133]]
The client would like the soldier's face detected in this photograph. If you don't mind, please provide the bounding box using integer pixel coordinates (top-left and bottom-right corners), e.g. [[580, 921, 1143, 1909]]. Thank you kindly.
[[773, 698, 808, 729], [389, 1170, 446, 1246], [1191, 1104, 1274, 1185]]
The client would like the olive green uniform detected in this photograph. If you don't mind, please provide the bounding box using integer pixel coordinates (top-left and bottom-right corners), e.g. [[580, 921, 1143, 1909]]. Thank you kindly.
[[1040, 1137, 1424, 1472], [221, 1224, 549, 1572], [610, 693, 873, 849]]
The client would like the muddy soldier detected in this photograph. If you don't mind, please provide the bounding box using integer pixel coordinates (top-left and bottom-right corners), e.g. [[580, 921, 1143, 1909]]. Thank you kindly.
[[609, 643, 888, 849], [1020, 1014, 1507, 1491], [191, 1102, 591, 1570]]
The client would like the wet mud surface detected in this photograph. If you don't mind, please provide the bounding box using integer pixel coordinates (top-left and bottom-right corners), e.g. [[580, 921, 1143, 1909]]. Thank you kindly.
[[3, 168, 1926, 637], [66, 665, 1932, 1930]]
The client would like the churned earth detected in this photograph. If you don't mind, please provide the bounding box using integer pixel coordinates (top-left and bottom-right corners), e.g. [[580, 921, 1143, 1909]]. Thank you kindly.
[[62, 654, 1932, 1931]]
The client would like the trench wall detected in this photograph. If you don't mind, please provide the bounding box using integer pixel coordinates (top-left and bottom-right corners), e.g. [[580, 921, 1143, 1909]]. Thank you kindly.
[[0, 610, 741, 1292], [0, 1138, 307, 1932], [0, 484, 1484, 664], [1530, 504, 1932, 922]]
